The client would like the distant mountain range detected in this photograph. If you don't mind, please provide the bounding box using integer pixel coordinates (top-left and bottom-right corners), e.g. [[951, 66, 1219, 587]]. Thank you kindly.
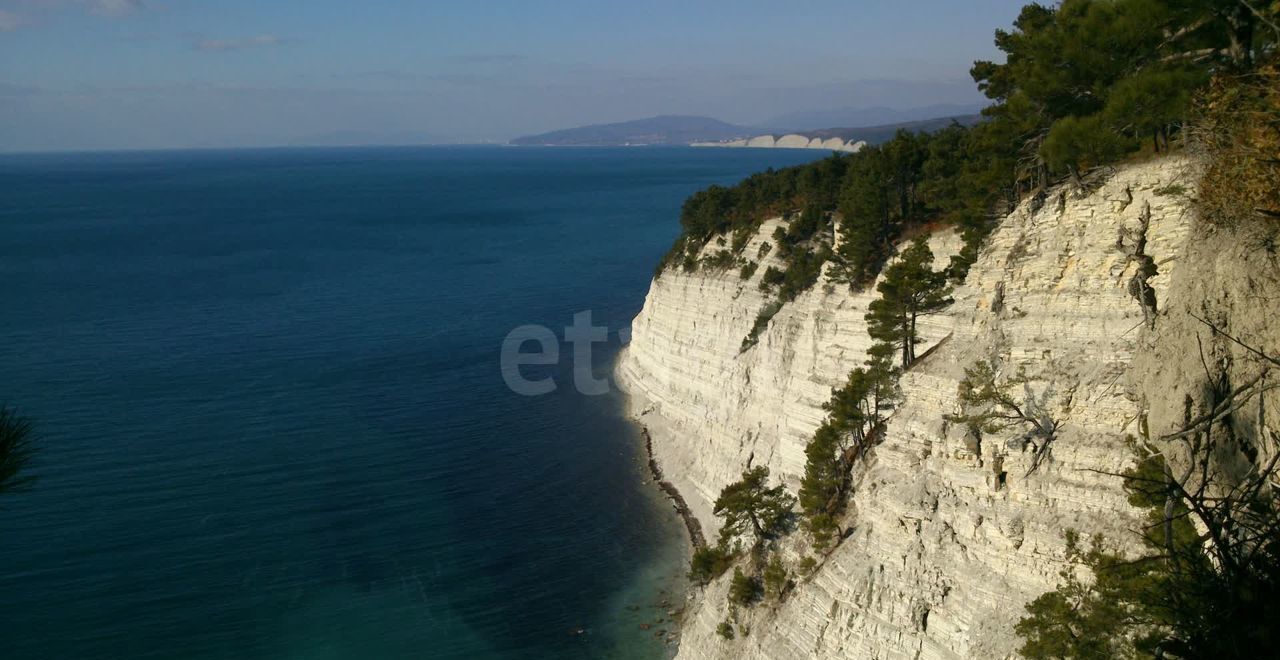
[[511, 109, 984, 148]]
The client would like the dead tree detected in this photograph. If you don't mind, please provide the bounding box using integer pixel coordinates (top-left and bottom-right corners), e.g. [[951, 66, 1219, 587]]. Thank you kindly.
[[948, 360, 1061, 476]]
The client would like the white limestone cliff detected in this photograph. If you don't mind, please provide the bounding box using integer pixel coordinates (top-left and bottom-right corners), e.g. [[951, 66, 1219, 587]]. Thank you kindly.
[[692, 136, 865, 152], [618, 156, 1210, 658], [776, 134, 813, 148]]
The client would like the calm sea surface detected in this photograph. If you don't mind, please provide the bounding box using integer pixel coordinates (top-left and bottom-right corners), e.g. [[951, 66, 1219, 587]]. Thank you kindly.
[[0, 146, 826, 659]]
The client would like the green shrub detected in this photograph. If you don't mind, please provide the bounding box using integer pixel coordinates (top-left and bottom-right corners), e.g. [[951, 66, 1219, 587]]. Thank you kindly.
[[758, 266, 785, 292], [776, 247, 830, 302], [741, 301, 783, 352], [688, 544, 734, 585], [701, 249, 737, 271], [728, 567, 762, 607], [739, 260, 759, 281]]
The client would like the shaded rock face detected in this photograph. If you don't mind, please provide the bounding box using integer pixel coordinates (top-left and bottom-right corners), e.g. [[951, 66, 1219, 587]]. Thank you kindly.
[[1132, 202, 1280, 494], [619, 157, 1208, 659]]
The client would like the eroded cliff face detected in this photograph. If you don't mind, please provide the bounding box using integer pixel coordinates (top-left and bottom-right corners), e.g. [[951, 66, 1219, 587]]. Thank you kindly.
[[618, 156, 1209, 659]]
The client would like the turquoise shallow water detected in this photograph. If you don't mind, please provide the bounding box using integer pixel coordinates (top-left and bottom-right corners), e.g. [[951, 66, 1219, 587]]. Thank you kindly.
[[0, 146, 826, 659]]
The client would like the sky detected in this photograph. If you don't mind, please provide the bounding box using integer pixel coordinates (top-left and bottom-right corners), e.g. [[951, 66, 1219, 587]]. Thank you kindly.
[[0, 0, 1027, 151]]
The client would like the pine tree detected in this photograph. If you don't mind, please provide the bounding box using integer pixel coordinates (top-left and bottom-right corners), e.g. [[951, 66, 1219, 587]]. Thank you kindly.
[[865, 238, 954, 368], [1103, 66, 1206, 152], [836, 150, 893, 285], [728, 567, 762, 607], [713, 465, 795, 547], [798, 421, 844, 544], [863, 342, 902, 416], [889, 130, 928, 219], [799, 359, 902, 548], [1041, 114, 1138, 180]]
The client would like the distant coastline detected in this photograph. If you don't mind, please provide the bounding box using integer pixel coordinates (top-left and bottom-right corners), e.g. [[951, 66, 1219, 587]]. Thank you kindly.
[[510, 113, 980, 149]]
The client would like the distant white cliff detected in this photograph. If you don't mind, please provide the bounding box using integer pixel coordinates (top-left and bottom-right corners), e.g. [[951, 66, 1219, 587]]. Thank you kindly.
[[691, 134, 866, 153]]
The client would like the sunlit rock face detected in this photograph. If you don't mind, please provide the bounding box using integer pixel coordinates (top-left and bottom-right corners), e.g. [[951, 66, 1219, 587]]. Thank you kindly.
[[619, 156, 1201, 659], [775, 134, 812, 148]]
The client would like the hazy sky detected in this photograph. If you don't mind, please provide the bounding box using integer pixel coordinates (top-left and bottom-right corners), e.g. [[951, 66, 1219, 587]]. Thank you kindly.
[[0, 0, 1026, 151]]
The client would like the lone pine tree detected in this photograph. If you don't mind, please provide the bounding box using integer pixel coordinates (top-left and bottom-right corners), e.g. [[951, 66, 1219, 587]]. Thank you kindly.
[[713, 465, 795, 548], [799, 361, 900, 548], [866, 238, 954, 368]]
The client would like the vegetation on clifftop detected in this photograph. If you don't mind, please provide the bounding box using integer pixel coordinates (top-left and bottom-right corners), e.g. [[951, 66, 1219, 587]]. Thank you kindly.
[[657, 0, 1278, 289]]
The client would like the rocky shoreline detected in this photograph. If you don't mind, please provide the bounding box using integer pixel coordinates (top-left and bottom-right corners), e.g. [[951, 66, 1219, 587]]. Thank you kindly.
[[639, 425, 706, 550]]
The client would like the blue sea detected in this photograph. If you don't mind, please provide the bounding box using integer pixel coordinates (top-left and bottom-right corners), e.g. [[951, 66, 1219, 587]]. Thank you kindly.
[[0, 146, 826, 659]]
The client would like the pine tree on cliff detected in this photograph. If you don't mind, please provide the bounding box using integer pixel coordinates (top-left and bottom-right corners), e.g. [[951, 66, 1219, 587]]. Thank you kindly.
[[713, 465, 795, 547], [866, 238, 954, 368], [798, 421, 845, 547], [800, 360, 901, 548]]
